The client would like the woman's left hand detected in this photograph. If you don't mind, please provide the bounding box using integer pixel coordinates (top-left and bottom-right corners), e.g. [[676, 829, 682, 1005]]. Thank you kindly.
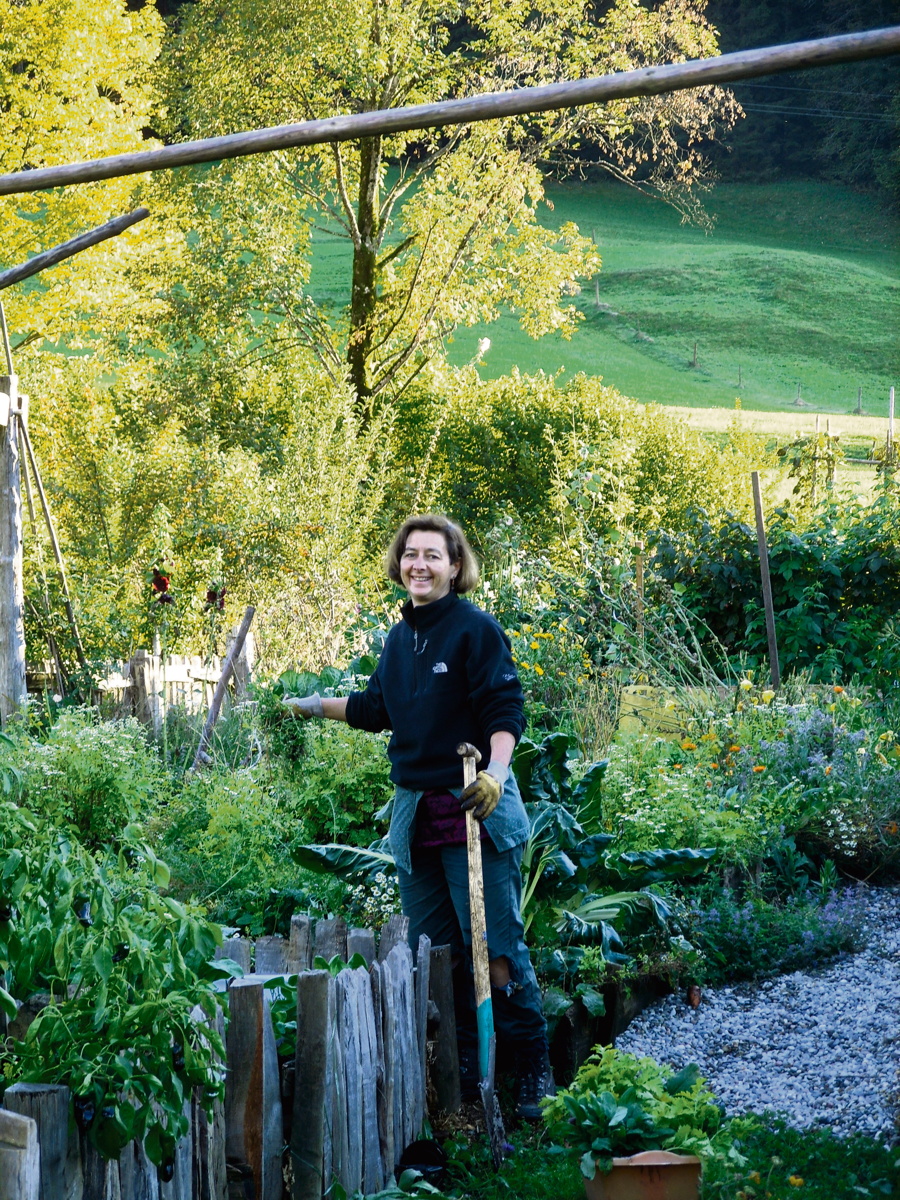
[[460, 767, 505, 820]]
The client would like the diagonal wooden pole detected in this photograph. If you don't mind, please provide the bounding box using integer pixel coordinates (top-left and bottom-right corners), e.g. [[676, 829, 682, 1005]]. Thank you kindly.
[[751, 471, 781, 690], [0, 28, 897, 195], [0, 208, 150, 292]]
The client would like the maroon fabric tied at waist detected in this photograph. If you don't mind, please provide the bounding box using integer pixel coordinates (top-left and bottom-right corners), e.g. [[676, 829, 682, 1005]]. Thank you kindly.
[[412, 788, 487, 849]]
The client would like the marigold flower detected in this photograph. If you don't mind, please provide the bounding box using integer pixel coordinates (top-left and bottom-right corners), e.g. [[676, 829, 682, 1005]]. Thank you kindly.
[[884, 822, 899, 836], [681, 739, 698, 751], [789, 1176, 804, 1188], [530, 640, 540, 650], [534, 664, 544, 676], [833, 685, 844, 694], [824, 765, 832, 775], [729, 744, 742, 752], [672, 763, 682, 770], [753, 764, 766, 773]]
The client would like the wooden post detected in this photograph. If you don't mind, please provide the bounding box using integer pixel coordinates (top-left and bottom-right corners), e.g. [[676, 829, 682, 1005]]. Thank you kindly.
[[857, 386, 862, 415], [289, 914, 312, 971], [428, 944, 461, 1114], [889, 386, 895, 453], [227, 625, 256, 701], [0, 368, 26, 724], [192, 605, 255, 769], [376, 915, 409, 962], [225, 977, 284, 1200], [18, 423, 87, 668], [347, 927, 376, 966], [691, 342, 697, 368], [292, 971, 330, 1200], [751, 471, 781, 690], [0, 1109, 40, 1200], [3, 1084, 69, 1200], [414, 935, 431, 1117], [314, 917, 347, 963], [255, 935, 290, 974]]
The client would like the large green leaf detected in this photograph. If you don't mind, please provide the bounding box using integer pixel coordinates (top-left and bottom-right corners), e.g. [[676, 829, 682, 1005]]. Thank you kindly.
[[291, 841, 395, 879], [571, 759, 609, 822], [514, 732, 573, 806], [603, 847, 717, 886]]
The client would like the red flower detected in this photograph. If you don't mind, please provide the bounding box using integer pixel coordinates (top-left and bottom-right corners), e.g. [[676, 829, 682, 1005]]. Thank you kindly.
[[205, 585, 227, 612], [151, 567, 170, 594]]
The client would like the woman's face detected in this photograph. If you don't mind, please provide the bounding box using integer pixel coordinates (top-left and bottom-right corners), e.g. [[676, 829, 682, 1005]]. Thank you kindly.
[[400, 530, 460, 607]]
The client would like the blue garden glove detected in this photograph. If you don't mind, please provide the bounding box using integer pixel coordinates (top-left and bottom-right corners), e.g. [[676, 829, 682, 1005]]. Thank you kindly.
[[460, 761, 509, 820]]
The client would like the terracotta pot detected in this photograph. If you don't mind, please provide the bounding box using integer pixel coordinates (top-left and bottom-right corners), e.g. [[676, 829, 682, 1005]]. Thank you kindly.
[[583, 1151, 701, 1200]]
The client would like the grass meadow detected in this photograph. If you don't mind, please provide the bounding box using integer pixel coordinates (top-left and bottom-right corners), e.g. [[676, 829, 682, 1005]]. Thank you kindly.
[[309, 179, 899, 423]]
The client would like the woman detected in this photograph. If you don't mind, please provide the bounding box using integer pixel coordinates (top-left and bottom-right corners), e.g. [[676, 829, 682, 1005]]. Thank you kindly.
[[285, 513, 553, 1120]]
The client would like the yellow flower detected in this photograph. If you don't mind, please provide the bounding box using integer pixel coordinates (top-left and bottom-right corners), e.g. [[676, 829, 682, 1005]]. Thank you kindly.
[[761, 690, 775, 704], [509, 629, 520, 638], [824, 765, 832, 775], [672, 763, 682, 770], [681, 739, 698, 751], [530, 640, 540, 650], [520, 662, 530, 670], [788, 1176, 804, 1188], [523, 624, 532, 633], [749, 1172, 761, 1184], [827, 703, 837, 713], [739, 679, 753, 692], [534, 664, 544, 676]]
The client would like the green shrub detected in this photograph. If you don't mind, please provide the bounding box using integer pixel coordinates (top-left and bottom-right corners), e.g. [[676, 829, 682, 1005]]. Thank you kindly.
[[0, 799, 229, 1169], [689, 886, 867, 986], [544, 1048, 740, 1179], [6, 708, 167, 850]]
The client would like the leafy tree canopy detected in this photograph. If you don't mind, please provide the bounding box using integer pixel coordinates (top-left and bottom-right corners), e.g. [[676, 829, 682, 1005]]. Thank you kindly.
[[0, 0, 162, 349], [132, 0, 738, 433]]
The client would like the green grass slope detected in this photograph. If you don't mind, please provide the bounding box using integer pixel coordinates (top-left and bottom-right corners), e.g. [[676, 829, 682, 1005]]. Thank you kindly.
[[307, 179, 898, 417], [443, 181, 899, 416]]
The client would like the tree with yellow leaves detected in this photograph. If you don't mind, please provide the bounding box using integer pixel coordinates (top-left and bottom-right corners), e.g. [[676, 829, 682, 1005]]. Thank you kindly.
[[145, 0, 738, 417], [0, 0, 162, 350]]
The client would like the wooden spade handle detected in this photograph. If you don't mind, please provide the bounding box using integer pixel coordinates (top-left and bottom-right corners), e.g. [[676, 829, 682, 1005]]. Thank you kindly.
[[458, 742, 492, 1075]]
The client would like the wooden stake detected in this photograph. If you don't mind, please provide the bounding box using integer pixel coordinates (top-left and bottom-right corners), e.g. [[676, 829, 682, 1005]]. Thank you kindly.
[[0, 209, 150, 293], [751, 471, 780, 690], [191, 604, 255, 769], [18, 422, 87, 668], [1, 28, 898, 194], [0, 371, 25, 723]]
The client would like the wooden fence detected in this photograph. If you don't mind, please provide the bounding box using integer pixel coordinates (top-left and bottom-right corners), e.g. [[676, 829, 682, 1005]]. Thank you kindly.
[[26, 632, 255, 733], [0, 912, 460, 1200]]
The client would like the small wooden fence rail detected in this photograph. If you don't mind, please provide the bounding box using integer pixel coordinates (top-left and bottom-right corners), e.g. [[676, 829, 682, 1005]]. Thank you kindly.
[[0, 912, 461, 1200]]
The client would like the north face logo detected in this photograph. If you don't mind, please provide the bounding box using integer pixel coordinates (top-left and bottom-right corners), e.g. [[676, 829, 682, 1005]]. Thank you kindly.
[[432, 662, 448, 674]]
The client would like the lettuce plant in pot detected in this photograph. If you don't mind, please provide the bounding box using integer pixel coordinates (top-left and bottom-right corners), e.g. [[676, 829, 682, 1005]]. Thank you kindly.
[[544, 1049, 740, 1200]]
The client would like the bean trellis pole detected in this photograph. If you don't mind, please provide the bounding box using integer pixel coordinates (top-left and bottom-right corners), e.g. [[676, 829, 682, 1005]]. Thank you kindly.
[[0, 29, 897, 195]]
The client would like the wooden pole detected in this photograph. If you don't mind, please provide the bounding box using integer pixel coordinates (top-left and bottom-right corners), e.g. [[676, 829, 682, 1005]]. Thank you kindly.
[[18, 422, 87, 668], [0, 369, 26, 724], [292, 971, 330, 1200], [0, 209, 150, 292], [0, 28, 898, 195], [192, 604, 255, 769], [751, 471, 781, 690]]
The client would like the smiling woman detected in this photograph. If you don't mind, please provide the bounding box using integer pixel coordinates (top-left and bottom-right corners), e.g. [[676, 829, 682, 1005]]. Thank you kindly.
[[283, 513, 555, 1118]]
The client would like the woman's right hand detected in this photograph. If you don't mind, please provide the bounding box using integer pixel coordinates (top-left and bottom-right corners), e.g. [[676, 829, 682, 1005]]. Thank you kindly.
[[282, 693, 324, 719]]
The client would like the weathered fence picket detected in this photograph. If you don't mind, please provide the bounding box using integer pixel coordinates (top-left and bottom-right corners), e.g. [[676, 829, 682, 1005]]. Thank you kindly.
[[2, 914, 445, 1200]]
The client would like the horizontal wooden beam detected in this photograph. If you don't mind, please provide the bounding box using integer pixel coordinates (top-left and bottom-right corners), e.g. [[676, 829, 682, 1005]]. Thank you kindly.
[[0, 27, 898, 196], [0, 208, 150, 291]]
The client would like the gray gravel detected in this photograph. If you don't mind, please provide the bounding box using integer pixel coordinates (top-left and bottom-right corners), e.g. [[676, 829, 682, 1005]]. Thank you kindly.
[[614, 887, 900, 1142]]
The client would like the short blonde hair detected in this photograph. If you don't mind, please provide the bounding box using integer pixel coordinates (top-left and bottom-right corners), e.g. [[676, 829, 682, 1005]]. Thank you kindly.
[[386, 514, 480, 594]]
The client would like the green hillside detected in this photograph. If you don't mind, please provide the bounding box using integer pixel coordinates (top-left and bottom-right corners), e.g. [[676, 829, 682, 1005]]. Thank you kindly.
[[309, 179, 900, 416]]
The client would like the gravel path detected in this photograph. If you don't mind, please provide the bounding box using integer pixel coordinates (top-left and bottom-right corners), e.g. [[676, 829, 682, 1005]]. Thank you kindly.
[[615, 887, 900, 1142]]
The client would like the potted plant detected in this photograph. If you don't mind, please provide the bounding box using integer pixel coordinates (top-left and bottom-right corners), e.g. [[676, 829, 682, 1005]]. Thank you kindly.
[[543, 1049, 739, 1200]]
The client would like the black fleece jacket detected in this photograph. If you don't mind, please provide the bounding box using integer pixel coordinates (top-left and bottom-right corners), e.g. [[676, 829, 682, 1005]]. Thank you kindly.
[[345, 591, 525, 790]]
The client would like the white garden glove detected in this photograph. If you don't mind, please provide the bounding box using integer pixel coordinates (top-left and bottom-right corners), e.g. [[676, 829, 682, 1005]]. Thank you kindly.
[[282, 693, 324, 719]]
